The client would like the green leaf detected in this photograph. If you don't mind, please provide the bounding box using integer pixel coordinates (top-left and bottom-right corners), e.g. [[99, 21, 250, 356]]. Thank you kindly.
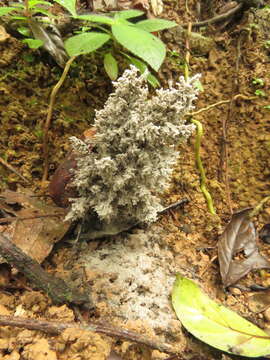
[[75, 14, 114, 25], [53, 0, 76, 16], [28, 0, 51, 8], [112, 24, 165, 71], [123, 53, 160, 88], [10, 16, 27, 20], [0, 7, 17, 16], [115, 10, 144, 19], [194, 79, 204, 92], [172, 275, 270, 357], [135, 19, 177, 32], [22, 38, 44, 49], [17, 26, 32, 37], [65, 32, 110, 56], [104, 53, 118, 80]]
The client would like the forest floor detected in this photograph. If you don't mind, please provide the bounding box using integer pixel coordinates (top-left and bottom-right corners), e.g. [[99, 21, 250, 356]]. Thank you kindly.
[[0, 0, 270, 359]]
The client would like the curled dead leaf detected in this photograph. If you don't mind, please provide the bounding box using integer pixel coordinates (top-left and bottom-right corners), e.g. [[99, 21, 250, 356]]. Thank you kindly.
[[218, 208, 270, 287]]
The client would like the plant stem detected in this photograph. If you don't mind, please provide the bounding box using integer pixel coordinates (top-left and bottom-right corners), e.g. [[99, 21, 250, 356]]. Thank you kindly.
[[24, 0, 31, 18], [249, 196, 270, 218], [192, 118, 216, 215], [184, 23, 216, 215], [42, 56, 77, 184]]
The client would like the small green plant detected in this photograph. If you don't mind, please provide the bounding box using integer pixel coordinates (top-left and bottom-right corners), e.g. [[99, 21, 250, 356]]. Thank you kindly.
[[60, 2, 177, 82], [0, 0, 177, 84], [0, 0, 53, 49], [264, 40, 270, 49], [252, 77, 265, 87], [254, 89, 266, 97]]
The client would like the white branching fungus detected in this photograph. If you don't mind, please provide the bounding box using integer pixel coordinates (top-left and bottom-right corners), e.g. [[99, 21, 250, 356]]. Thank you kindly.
[[66, 66, 200, 225]]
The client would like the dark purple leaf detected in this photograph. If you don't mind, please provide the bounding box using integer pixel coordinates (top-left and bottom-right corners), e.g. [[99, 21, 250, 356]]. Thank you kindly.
[[218, 208, 270, 287]]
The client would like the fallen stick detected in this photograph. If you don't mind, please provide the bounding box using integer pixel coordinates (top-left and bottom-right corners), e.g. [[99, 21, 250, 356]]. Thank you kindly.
[[0, 234, 93, 309], [0, 315, 178, 356]]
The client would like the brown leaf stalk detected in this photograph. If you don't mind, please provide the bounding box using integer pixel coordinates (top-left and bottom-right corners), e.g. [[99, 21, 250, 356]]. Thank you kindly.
[[42, 56, 76, 183]]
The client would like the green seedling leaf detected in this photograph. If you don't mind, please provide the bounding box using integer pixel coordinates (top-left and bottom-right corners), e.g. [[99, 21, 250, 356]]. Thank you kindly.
[[0, 7, 18, 16], [123, 53, 160, 88], [65, 32, 110, 56], [53, 0, 76, 16], [17, 26, 32, 37], [135, 18, 177, 32], [10, 16, 27, 20], [194, 79, 204, 92], [104, 53, 118, 80], [115, 9, 144, 19], [76, 14, 114, 25], [28, 0, 51, 8], [218, 208, 270, 287], [22, 38, 44, 49], [172, 275, 270, 357], [255, 89, 266, 97], [112, 24, 165, 71]]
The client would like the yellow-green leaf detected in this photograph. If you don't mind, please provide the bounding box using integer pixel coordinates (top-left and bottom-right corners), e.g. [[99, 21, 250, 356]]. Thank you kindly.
[[65, 32, 110, 57], [112, 24, 165, 71], [104, 53, 118, 80], [172, 275, 270, 357]]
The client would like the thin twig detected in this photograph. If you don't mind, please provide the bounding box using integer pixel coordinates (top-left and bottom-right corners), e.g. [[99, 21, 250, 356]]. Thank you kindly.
[[184, 22, 192, 81], [0, 213, 64, 224], [0, 157, 31, 184], [42, 56, 77, 184], [0, 234, 93, 309], [24, 0, 31, 18], [184, 3, 243, 28], [0, 315, 177, 356], [185, 0, 191, 16], [188, 95, 255, 116], [222, 101, 233, 214], [218, 33, 246, 214], [158, 199, 189, 215], [249, 196, 270, 218]]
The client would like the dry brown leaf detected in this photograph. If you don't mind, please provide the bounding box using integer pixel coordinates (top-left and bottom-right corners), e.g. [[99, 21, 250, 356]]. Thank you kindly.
[[0, 189, 70, 263], [248, 291, 270, 313], [218, 208, 270, 287]]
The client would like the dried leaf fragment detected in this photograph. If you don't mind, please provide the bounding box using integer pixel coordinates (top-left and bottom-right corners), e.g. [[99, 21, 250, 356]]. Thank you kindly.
[[0, 189, 70, 263], [218, 208, 270, 287]]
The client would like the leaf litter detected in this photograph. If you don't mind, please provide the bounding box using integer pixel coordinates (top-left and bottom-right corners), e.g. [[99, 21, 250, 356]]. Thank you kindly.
[[218, 208, 270, 287], [0, 188, 69, 263]]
